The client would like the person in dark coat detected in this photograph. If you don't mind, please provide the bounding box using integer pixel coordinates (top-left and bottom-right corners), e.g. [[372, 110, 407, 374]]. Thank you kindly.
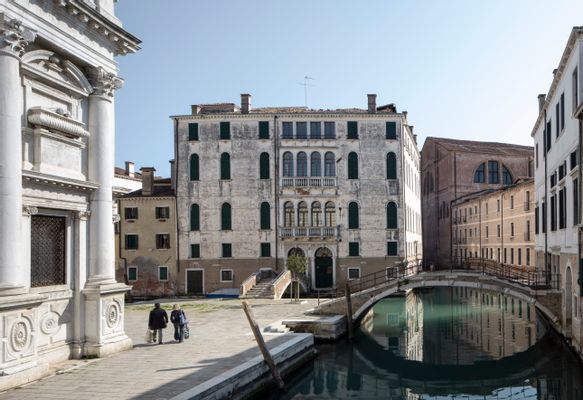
[[148, 303, 168, 344], [170, 304, 187, 343]]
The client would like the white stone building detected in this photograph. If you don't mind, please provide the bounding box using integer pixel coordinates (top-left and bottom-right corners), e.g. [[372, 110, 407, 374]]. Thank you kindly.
[[171, 94, 422, 295], [532, 27, 582, 355], [0, 0, 139, 390]]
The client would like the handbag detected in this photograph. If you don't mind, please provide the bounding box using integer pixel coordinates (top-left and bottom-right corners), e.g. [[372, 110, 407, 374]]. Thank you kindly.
[[145, 329, 154, 343], [179, 310, 188, 326], [184, 325, 190, 340]]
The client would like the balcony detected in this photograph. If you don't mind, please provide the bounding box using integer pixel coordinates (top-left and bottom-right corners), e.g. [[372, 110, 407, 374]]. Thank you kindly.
[[281, 177, 337, 188], [280, 226, 338, 238]]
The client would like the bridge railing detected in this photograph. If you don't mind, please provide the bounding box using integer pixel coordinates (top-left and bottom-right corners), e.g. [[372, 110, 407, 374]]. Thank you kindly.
[[482, 262, 560, 290], [348, 264, 419, 295]]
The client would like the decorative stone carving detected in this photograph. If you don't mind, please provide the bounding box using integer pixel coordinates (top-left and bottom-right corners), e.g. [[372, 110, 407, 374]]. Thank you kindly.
[[0, 18, 36, 58], [112, 214, 120, 223], [75, 210, 91, 220], [23, 206, 39, 216], [28, 107, 90, 138], [105, 300, 121, 329], [10, 321, 31, 352], [87, 67, 123, 98], [39, 311, 60, 336]]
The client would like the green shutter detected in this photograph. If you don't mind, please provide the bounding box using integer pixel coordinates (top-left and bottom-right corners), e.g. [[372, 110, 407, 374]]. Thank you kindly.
[[348, 152, 358, 179], [260, 202, 270, 229], [220, 153, 231, 179], [126, 235, 138, 250], [221, 203, 232, 230], [191, 244, 200, 258], [220, 121, 230, 139], [387, 241, 398, 256], [259, 121, 269, 139], [188, 123, 199, 141], [348, 202, 359, 229], [190, 204, 200, 231], [387, 202, 397, 229], [222, 243, 232, 257], [386, 152, 397, 179], [159, 267, 168, 281], [128, 267, 137, 281], [349, 242, 359, 256], [190, 154, 199, 181], [347, 121, 358, 139], [386, 121, 397, 140], [260, 153, 270, 179], [261, 243, 271, 257]]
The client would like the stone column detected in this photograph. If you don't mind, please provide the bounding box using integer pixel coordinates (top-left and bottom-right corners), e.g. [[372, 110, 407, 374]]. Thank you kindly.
[[86, 67, 122, 284], [0, 19, 34, 296]]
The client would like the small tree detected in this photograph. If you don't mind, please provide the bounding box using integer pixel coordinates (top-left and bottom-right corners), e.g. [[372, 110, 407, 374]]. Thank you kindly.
[[286, 255, 307, 301]]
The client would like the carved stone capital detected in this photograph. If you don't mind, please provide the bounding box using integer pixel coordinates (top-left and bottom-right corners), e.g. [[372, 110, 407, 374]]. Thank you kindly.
[[87, 67, 123, 97], [0, 18, 36, 58], [22, 206, 38, 216], [76, 210, 91, 221], [112, 214, 120, 223]]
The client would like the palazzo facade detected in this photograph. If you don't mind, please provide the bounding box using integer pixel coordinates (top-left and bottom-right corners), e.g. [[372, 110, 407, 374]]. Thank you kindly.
[[0, 0, 139, 390], [171, 94, 422, 295]]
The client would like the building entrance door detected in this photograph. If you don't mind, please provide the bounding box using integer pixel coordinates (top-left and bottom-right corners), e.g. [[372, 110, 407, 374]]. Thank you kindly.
[[186, 270, 203, 295], [315, 247, 333, 288]]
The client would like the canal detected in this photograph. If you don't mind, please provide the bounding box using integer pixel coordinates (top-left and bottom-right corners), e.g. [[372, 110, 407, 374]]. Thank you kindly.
[[265, 287, 583, 399]]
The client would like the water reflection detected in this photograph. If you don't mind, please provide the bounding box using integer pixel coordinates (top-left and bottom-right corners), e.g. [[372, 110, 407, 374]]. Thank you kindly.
[[265, 287, 583, 400]]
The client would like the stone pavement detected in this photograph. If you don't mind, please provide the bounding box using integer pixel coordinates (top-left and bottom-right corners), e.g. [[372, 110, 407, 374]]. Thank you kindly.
[[0, 298, 317, 400]]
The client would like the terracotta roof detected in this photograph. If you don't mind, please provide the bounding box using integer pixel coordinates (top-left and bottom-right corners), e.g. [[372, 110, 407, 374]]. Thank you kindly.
[[424, 137, 533, 156]]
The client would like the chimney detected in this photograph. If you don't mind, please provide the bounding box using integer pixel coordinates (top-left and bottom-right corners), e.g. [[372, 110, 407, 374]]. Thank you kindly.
[[413, 134, 418, 144], [140, 167, 155, 196], [241, 94, 251, 114], [191, 105, 201, 115], [409, 125, 414, 134], [367, 94, 377, 113], [169, 159, 176, 191], [538, 94, 546, 113], [125, 161, 135, 178]]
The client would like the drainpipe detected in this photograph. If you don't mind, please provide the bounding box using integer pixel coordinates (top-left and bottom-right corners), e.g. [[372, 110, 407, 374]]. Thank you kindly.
[[578, 111, 583, 295], [274, 115, 279, 272], [544, 109, 549, 285], [173, 118, 181, 292], [401, 126, 407, 265]]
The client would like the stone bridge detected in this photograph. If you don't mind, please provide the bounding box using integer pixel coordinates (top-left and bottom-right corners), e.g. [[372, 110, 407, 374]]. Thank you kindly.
[[311, 270, 563, 329]]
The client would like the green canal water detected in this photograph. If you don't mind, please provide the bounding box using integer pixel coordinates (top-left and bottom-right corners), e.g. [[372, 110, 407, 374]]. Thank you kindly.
[[266, 287, 583, 399]]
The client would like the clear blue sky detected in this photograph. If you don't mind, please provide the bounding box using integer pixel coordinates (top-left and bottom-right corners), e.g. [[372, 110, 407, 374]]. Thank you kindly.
[[114, 0, 583, 177]]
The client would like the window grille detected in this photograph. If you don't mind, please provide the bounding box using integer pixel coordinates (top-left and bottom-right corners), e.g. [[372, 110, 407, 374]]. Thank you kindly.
[[31, 215, 66, 287]]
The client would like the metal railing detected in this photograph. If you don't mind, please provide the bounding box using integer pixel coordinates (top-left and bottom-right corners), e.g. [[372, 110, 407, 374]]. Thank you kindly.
[[346, 264, 419, 295], [281, 177, 337, 188], [280, 226, 338, 238]]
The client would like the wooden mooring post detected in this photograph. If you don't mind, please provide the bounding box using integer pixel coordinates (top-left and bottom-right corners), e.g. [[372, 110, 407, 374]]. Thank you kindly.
[[345, 283, 354, 340], [241, 301, 286, 391]]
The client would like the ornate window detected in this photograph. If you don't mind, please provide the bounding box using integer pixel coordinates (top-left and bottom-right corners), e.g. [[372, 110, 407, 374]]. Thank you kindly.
[[221, 203, 232, 230], [325, 201, 336, 227], [474, 163, 485, 183], [298, 202, 308, 227], [387, 202, 398, 229], [311, 202, 322, 227], [310, 152, 321, 176], [259, 152, 270, 179], [190, 153, 199, 181], [220, 153, 230, 180], [324, 152, 335, 177], [284, 202, 295, 227], [297, 152, 308, 177], [283, 152, 294, 177], [31, 215, 66, 287], [348, 202, 359, 229], [348, 152, 358, 179], [386, 152, 397, 179]]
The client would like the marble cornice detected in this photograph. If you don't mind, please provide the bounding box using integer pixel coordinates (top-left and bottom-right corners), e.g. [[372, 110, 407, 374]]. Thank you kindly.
[[54, 0, 141, 55], [28, 107, 89, 138], [22, 170, 100, 191]]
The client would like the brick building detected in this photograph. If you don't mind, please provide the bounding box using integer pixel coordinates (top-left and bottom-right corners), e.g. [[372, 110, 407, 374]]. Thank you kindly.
[[171, 94, 422, 295], [421, 138, 533, 269]]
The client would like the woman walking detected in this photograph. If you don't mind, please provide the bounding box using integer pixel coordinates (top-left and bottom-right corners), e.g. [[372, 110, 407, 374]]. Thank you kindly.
[[170, 304, 188, 343]]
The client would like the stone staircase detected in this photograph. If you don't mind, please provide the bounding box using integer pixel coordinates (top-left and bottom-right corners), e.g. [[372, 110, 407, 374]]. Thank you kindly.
[[241, 275, 276, 299]]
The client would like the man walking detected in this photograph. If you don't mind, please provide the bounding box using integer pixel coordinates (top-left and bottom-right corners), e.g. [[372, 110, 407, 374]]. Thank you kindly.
[[148, 303, 168, 344]]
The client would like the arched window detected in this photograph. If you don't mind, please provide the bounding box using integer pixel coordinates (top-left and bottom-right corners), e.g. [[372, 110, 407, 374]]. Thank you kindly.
[[502, 165, 513, 185], [259, 152, 270, 179], [283, 152, 294, 177], [324, 152, 335, 177], [325, 201, 336, 227], [348, 152, 358, 179], [190, 154, 199, 181], [386, 152, 397, 179], [311, 202, 322, 227], [260, 202, 270, 229], [488, 160, 499, 184], [348, 202, 359, 229], [220, 153, 231, 180], [288, 247, 305, 258], [284, 202, 294, 227], [387, 202, 397, 229], [297, 152, 308, 177], [221, 203, 231, 230], [474, 163, 485, 183], [298, 202, 308, 227], [190, 204, 200, 231], [310, 152, 321, 177]]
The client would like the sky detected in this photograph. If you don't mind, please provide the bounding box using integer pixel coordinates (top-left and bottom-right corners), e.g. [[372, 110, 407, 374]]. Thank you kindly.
[[114, 0, 583, 177]]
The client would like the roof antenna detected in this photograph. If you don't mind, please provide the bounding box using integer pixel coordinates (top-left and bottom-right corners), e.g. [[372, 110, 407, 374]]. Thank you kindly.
[[297, 76, 315, 108]]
